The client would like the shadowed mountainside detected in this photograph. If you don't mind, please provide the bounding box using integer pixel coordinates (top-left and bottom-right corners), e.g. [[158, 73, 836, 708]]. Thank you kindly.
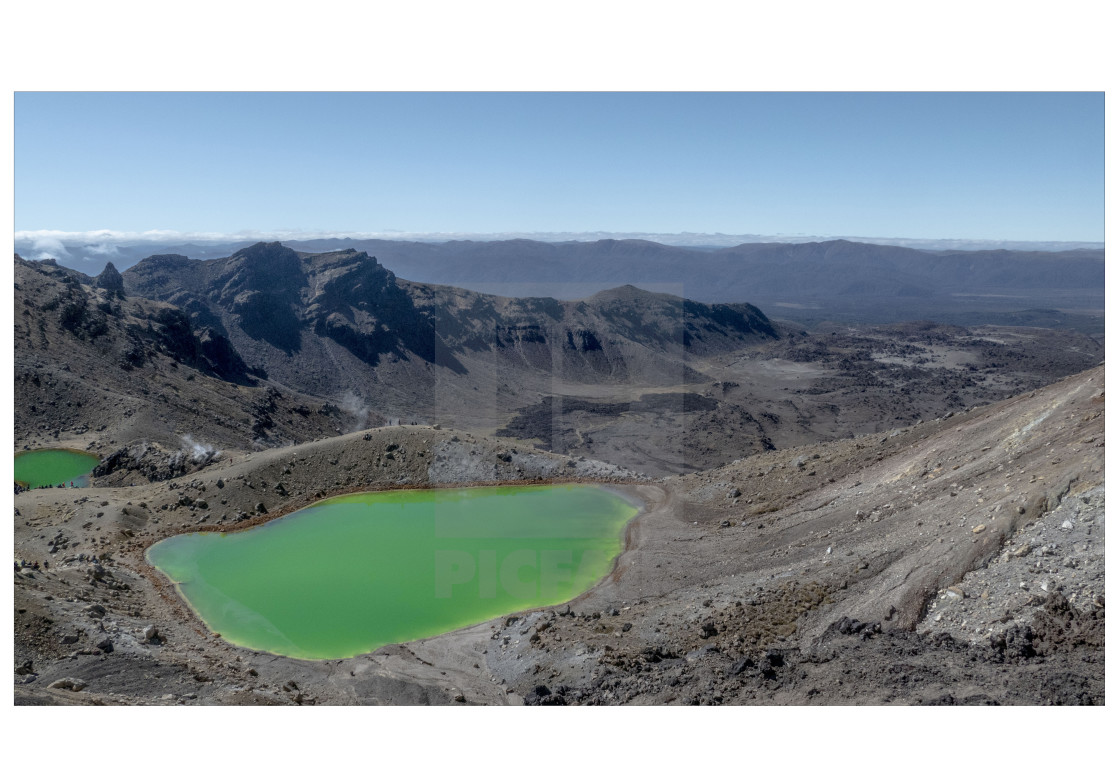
[[13, 254, 348, 454], [123, 242, 780, 407]]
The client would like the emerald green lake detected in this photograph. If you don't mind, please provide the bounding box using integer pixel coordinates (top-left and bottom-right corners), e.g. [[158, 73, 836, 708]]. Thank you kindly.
[[14, 449, 101, 489], [147, 484, 640, 660]]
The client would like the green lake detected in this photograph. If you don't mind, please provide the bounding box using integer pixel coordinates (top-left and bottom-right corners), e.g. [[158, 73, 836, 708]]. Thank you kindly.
[[146, 484, 641, 660], [14, 449, 101, 489]]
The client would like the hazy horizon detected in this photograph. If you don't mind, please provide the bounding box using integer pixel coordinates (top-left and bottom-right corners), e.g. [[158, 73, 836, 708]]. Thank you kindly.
[[14, 228, 1105, 266]]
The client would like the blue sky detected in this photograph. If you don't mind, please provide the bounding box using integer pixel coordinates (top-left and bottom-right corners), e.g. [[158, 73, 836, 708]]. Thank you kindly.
[[14, 92, 1104, 242]]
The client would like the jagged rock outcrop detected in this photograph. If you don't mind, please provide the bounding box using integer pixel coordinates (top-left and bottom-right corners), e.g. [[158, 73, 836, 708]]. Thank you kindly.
[[13, 255, 340, 453], [91, 440, 221, 483], [93, 262, 125, 296], [123, 243, 781, 395]]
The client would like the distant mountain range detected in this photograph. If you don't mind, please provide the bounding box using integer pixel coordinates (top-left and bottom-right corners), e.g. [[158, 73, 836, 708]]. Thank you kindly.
[[18, 235, 1104, 329], [284, 236, 1104, 296], [14, 230, 1103, 271]]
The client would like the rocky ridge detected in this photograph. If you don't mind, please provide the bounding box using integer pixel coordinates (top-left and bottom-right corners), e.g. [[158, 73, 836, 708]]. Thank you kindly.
[[121, 242, 779, 407], [14, 254, 363, 456]]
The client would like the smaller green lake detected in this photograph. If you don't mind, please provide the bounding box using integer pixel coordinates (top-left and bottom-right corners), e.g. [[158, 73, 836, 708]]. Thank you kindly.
[[147, 484, 641, 660], [14, 449, 101, 489]]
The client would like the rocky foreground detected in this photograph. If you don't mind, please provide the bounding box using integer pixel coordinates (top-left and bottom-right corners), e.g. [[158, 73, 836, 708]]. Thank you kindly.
[[13, 366, 1104, 705]]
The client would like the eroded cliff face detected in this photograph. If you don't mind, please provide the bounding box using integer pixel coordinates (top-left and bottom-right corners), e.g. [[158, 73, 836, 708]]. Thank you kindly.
[[118, 242, 786, 459], [13, 254, 343, 454], [124, 242, 781, 380]]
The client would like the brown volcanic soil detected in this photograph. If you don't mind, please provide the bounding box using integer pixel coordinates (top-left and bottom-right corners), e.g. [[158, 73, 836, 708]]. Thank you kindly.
[[483, 319, 1102, 476], [13, 366, 1103, 705]]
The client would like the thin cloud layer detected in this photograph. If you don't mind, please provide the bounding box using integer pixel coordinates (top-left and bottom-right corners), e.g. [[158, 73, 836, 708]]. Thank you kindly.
[[23, 236, 72, 260], [12, 229, 1104, 252]]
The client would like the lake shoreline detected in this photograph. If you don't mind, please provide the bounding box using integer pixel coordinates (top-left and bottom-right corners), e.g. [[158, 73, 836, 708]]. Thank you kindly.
[[145, 482, 648, 661]]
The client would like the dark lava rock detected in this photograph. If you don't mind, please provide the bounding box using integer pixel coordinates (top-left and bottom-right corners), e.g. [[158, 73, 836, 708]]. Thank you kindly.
[[93, 441, 218, 482], [523, 684, 567, 706], [989, 625, 1037, 662], [1029, 591, 1105, 656], [640, 646, 678, 664], [834, 617, 882, 639], [728, 656, 754, 676], [94, 262, 126, 295]]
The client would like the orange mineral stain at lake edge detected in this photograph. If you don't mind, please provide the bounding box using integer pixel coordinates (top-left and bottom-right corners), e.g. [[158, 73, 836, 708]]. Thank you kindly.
[[147, 484, 640, 659]]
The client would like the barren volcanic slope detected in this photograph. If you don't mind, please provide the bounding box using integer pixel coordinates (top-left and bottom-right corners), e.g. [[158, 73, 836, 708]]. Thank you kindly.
[[13, 255, 345, 469], [121, 243, 777, 401], [117, 243, 1102, 477], [12, 243, 1105, 706], [120, 242, 782, 473], [13, 367, 1103, 705]]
